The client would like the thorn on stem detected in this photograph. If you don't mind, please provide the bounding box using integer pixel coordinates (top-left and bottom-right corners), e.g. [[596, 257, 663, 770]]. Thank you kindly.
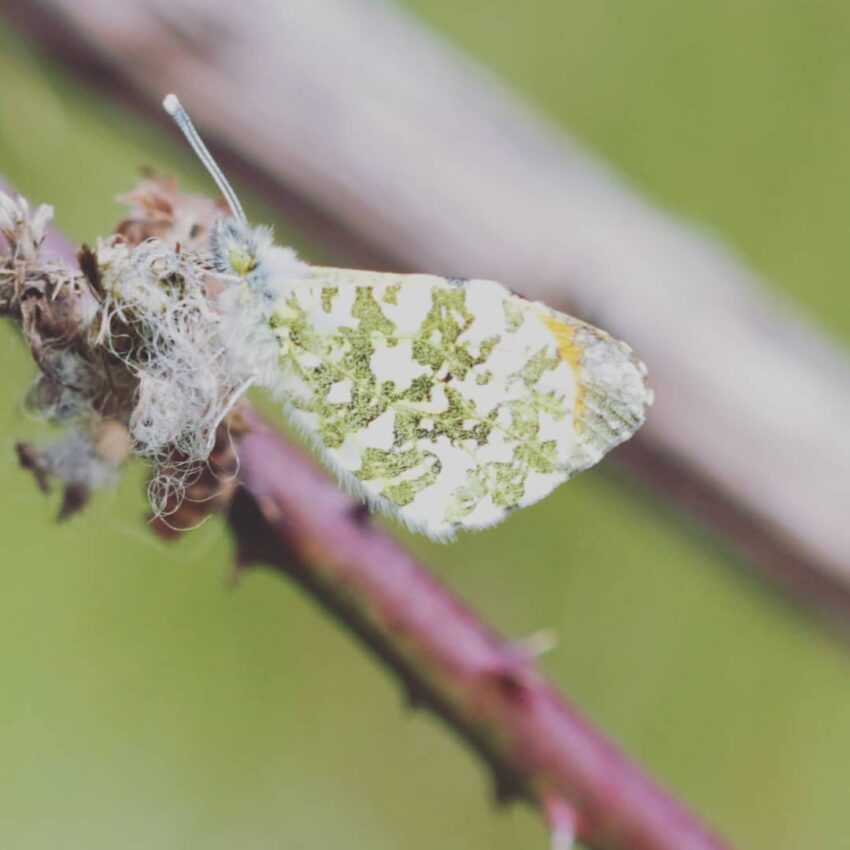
[[231, 545, 260, 583], [515, 628, 558, 660], [234, 547, 255, 570], [226, 559, 250, 589], [349, 501, 371, 526], [490, 666, 531, 705], [491, 770, 523, 808], [542, 794, 579, 850], [551, 825, 574, 850], [399, 677, 424, 711]]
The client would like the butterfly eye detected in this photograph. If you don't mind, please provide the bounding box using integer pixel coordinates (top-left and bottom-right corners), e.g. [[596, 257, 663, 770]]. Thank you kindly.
[[228, 246, 256, 276]]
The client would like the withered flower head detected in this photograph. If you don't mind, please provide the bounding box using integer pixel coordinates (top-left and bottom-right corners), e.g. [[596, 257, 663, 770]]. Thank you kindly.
[[1, 181, 244, 530]]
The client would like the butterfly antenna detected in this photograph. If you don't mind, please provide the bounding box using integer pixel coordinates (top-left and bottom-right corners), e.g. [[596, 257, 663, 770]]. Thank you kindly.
[[162, 93, 247, 224]]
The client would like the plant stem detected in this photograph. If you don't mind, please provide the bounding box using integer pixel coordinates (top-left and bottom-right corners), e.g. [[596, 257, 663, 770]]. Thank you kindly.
[[229, 410, 730, 850]]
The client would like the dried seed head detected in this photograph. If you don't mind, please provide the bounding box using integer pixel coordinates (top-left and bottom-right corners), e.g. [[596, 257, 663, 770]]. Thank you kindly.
[[0, 190, 54, 261], [4, 179, 248, 524]]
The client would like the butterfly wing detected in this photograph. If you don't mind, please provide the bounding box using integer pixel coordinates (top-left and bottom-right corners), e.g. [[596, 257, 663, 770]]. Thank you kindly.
[[265, 267, 651, 538]]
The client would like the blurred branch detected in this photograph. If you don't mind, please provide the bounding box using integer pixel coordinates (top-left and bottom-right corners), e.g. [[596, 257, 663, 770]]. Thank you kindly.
[[3, 0, 849, 626], [1, 175, 731, 849]]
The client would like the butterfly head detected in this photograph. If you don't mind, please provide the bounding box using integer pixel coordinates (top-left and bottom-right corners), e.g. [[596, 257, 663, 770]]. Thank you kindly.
[[211, 217, 267, 279], [163, 94, 256, 274], [163, 94, 307, 301]]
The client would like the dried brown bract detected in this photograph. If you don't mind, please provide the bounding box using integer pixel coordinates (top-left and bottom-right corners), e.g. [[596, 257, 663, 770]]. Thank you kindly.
[[1, 180, 242, 531]]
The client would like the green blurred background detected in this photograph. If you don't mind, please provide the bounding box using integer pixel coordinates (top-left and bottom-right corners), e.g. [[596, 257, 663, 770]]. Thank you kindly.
[[1, 2, 849, 848]]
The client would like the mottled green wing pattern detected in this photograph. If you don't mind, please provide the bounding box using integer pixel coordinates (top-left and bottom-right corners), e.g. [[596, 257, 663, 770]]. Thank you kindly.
[[266, 267, 651, 538]]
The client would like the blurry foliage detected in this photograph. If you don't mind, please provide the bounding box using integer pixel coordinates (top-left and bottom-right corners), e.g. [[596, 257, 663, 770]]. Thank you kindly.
[[0, 5, 849, 850]]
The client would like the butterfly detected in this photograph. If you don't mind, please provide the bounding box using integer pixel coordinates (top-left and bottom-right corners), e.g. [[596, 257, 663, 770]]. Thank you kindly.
[[164, 95, 652, 539]]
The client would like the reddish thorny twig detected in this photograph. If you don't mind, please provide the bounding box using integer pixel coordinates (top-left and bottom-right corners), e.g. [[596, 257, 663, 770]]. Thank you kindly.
[[0, 178, 731, 850]]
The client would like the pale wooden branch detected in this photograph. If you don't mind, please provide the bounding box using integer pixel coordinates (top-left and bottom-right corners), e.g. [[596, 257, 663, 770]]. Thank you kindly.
[[3, 0, 848, 623]]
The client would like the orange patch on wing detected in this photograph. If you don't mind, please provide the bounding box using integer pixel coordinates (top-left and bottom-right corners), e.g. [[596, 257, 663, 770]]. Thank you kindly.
[[540, 312, 585, 426]]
